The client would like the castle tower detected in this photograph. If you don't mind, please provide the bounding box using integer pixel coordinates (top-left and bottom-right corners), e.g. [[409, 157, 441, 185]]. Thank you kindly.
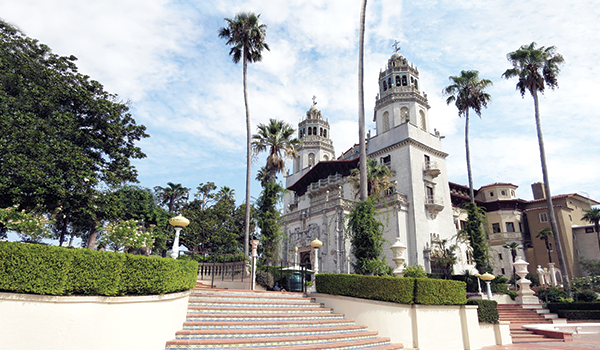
[[367, 53, 465, 273], [291, 103, 335, 176]]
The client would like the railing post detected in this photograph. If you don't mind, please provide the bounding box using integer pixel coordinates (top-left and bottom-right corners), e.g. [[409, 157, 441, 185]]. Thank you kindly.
[[211, 260, 216, 288]]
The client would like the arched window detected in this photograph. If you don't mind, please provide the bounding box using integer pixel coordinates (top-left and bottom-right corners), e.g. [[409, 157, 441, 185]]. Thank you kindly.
[[387, 77, 392, 88], [382, 111, 390, 132], [395, 76, 401, 86], [402, 76, 407, 86], [401, 107, 409, 124], [308, 127, 312, 135], [323, 129, 327, 138], [313, 127, 317, 135], [320, 128, 323, 136], [383, 81, 387, 91], [323, 154, 329, 161], [308, 153, 315, 167], [419, 110, 427, 131], [414, 79, 419, 90]]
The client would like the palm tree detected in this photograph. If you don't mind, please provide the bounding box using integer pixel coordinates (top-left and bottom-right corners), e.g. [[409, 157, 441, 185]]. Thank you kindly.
[[251, 119, 301, 182], [357, 0, 368, 202], [154, 182, 190, 213], [536, 227, 554, 263], [255, 166, 270, 187], [582, 208, 600, 253], [219, 12, 269, 257], [350, 158, 392, 200], [443, 71, 492, 203], [502, 42, 567, 284], [219, 186, 236, 202]]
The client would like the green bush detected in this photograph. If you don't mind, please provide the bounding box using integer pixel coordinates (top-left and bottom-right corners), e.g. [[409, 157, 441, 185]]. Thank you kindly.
[[575, 289, 599, 302], [558, 310, 600, 320], [506, 290, 518, 300], [467, 299, 499, 323], [414, 278, 467, 305], [316, 273, 414, 304], [403, 265, 427, 278], [256, 270, 274, 289], [535, 286, 567, 303], [547, 302, 600, 313], [0, 241, 197, 296]]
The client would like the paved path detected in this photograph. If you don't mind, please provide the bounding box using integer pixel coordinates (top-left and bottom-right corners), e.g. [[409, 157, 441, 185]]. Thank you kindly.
[[480, 334, 600, 350]]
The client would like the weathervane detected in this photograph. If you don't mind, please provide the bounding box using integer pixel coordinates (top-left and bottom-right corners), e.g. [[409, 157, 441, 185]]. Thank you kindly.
[[392, 40, 401, 53], [312, 95, 317, 107]]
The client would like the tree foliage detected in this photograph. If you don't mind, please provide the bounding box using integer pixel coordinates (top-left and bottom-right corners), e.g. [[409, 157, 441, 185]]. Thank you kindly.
[[460, 202, 490, 273], [252, 119, 300, 181], [346, 198, 390, 275], [350, 158, 392, 200], [582, 208, 600, 253], [255, 181, 284, 261], [0, 20, 148, 242]]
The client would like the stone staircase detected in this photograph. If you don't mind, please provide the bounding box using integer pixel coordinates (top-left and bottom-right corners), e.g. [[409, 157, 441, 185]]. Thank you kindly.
[[164, 284, 404, 349], [498, 304, 565, 343]]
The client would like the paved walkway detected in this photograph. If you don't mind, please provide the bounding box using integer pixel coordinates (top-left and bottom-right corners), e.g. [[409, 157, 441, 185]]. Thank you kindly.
[[480, 333, 600, 350]]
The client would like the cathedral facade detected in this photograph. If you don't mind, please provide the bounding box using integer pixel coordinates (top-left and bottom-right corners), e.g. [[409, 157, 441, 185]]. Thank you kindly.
[[282, 53, 473, 275]]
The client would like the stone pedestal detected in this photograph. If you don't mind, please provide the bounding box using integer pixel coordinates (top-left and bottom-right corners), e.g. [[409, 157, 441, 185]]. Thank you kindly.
[[513, 256, 540, 305]]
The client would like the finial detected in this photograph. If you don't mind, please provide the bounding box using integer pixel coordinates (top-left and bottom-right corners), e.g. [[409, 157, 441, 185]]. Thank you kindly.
[[312, 95, 317, 107], [392, 40, 401, 53]]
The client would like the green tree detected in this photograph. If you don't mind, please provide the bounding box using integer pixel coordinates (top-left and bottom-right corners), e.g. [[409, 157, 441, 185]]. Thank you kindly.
[[0, 20, 148, 226], [252, 119, 300, 181], [460, 202, 490, 273], [582, 208, 600, 253], [502, 42, 568, 284], [255, 181, 284, 262], [346, 198, 390, 275], [154, 182, 190, 213], [443, 70, 492, 202], [579, 258, 600, 276], [219, 12, 270, 258], [503, 241, 521, 288], [349, 158, 392, 200], [431, 239, 458, 279], [536, 227, 554, 263]]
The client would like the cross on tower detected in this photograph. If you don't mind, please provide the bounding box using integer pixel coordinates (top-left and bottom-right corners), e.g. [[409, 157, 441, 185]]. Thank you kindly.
[[392, 40, 401, 53], [312, 95, 317, 106]]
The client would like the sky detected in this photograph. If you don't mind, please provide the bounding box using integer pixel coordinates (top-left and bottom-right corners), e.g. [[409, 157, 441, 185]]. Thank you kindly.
[[2, 0, 600, 204]]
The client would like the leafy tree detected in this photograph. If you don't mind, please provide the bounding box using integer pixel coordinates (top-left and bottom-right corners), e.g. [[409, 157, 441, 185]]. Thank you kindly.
[[431, 239, 458, 279], [251, 118, 300, 181], [219, 12, 270, 257], [579, 258, 600, 276], [154, 182, 190, 213], [349, 158, 392, 200], [460, 202, 490, 273], [502, 42, 568, 285], [346, 198, 390, 275], [536, 227, 554, 263], [255, 181, 284, 262], [582, 208, 600, 253], [0, 205, 53, 242], [0, 20, 148, 231], [443, 70, 492, 202], [503, 242, 521, 288]]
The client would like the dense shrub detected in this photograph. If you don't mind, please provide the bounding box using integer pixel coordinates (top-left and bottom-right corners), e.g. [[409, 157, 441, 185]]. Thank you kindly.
[[0, 241, 197, 296], [403, 265, 427, 278], [558, 310, 600, 320], [467, 299, 499, 323], [506, 290, 518, 300], [548, 302, 600, 313], [575, 289, 599, 302], [316, 273, 414, 304], [535, 286, 567, 303], [414, 278, 467, 305], [255, 270, 274, 289]]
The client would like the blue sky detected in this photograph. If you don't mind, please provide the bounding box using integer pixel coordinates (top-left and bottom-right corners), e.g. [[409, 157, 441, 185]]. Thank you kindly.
[[2, 0, 600, 204]]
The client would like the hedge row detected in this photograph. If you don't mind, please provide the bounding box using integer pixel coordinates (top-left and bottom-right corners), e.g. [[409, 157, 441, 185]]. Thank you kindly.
[[466, 299, 499, 323], [557, 310, 600, 320], [315, 273, 466, 305], [0, 241, 198, 296], [547, 302, 600, 313]]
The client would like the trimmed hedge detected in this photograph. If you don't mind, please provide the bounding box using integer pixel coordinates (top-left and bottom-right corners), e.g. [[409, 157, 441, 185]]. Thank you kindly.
[[467, 299, 499, 323], [414, 278, 467, 305], [316, 273, 414, 304], [316, 273, 467, 305], [548, 302, 600, 313], [557, 310, 600, 320], [0, 241, 198, 296]]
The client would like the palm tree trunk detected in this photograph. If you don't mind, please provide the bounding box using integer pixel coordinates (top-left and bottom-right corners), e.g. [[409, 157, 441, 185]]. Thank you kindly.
[[243, 53, 251, 258], [533, 89, 570, 290], [358, 0, 368, 202], [465, 109, 474, 203]]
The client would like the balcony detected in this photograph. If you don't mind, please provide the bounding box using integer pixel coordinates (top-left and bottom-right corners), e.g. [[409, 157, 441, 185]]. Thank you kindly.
[[423, 161, 441, 178], [425, 195, 444, 219]]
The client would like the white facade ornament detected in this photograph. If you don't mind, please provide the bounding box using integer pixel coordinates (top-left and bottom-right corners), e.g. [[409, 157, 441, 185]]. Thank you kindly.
[[513, 256, 539, 305], [390, 238, 407, 276]]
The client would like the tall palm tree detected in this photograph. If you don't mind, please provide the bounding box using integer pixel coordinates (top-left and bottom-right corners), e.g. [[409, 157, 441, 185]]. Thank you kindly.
[[154, 182, 190, 213], [502, 42, 567, 284], [251, 119, 301, 182], [443, 70, 492, 203], [582, 208, 600, 253], [219, 12, 269, 257], [502, 241, 521, 288], [536, 227, 554, 264], [219, 186, 236, 202], [357, 0, 368, 202]]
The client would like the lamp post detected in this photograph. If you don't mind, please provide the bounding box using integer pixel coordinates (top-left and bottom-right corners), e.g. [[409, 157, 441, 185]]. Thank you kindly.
[[310, 238, 323, 293], [250, 240, 259, 291], [474, 273, 483, 296], [479, 272, 495, 300], [168, 215, 189, 259]]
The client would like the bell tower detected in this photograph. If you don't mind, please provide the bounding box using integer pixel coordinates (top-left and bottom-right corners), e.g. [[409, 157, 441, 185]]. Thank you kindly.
[[292, 99, 335, 175]]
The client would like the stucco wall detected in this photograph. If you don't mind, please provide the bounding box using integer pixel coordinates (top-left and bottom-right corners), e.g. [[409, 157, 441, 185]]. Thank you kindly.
[[0, 291, 190, 350], [313, 293, 511, 350]]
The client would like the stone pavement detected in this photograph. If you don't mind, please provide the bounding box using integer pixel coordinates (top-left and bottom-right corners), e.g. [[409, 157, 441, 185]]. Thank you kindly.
[[480, 333, 600, 350]]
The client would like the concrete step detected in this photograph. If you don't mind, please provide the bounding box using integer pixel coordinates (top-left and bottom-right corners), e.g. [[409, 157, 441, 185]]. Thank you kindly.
[[175, 325, 369, 339], [182, 319, 358, 331]]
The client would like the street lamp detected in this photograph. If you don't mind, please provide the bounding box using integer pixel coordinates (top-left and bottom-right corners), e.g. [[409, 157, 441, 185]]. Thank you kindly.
[[310, 238, 323, 293], [479, 272, 496, 300], [168, 214, 189, 259], [474, 273, 483, 296]]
